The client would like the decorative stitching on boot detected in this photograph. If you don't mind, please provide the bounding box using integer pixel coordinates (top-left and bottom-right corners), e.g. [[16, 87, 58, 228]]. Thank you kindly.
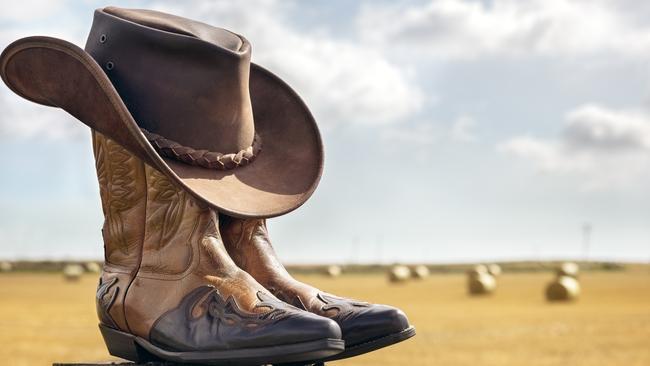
[[96, 277, 119, 328], [94, 134, 143, 256], [318, 292, 370, 321]]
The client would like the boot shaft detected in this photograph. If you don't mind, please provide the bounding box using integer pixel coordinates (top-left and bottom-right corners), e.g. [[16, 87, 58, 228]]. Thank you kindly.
[[92, 132, 269, 336], [92, 131, 201, 332], [93, 131, 206, 275], [92, 131, 147, 270], [93, 131, 147, 331]]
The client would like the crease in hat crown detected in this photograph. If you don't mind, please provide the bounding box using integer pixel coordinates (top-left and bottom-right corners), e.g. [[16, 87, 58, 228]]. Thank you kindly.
[[86, 7, 259, 170]]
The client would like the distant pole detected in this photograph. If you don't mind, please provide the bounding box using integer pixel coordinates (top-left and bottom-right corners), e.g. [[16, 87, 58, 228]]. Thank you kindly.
[[582, 222, 592, 260]]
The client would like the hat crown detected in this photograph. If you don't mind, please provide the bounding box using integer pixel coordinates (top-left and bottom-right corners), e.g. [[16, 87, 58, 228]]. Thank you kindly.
[[85, 7, 256, 155]]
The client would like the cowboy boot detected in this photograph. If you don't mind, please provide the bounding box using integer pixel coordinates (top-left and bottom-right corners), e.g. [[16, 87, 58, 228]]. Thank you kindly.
[[220, 217, 415, 361], [92, 132, 343, 365]]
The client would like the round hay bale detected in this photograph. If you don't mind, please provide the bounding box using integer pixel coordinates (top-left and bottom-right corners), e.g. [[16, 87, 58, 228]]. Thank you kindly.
[[411, 265, 430, 279], [487, 263, 502, 276], [326, 265, 342, 277], [546, 275, 580, 301], [85, 261, 101, 273], [388, 265, 411, 283], [467, 264, 488, 278], [468, 273, 496, 295], [0, 261, 13, 272], [63, 264, 84, 282], [556, 262, 579, 278]]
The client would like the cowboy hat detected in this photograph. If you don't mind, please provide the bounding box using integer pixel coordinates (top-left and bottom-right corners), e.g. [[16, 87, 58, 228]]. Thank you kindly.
[[0, 7, 323, 218]]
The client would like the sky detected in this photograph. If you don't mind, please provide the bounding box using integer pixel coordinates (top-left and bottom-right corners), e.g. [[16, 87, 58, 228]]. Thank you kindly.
[[0, 0, 648, 263]]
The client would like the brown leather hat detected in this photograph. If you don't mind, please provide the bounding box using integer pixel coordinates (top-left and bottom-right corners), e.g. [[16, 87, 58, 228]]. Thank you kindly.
[[0, 7, 323, 218]]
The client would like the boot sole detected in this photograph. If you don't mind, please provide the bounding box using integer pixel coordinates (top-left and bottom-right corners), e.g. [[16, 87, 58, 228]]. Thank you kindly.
[[322, 326, 416, 361], [99, 324, 344, 365]]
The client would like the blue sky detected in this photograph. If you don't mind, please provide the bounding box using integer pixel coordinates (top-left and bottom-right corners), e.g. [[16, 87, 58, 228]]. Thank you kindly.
[[0, 0, 648, 263]]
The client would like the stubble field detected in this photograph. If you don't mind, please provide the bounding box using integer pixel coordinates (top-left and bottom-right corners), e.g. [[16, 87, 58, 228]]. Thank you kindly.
[[0, 268, 648, 366]]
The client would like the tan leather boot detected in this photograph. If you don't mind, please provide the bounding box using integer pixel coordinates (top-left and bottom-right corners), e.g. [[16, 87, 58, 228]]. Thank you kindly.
[[220, 217, 415, 361], [92, 132, 343, 365]]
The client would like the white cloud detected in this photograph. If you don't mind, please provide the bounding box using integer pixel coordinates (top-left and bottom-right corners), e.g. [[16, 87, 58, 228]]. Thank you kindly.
[[358, 0, 650, 60], [450, 115, 477, 142], [0, 0, 424, 140], [379, 114, 477, 149], [0, 89, 88, 140], [152, 0, 423, 126], [0, 0, 91, 141], [0, 0, 68, 22], [499, 104, 650, 190], [380, 123, 439, 146], [0, 0, 83, 49], [563, 105, 650, 151]]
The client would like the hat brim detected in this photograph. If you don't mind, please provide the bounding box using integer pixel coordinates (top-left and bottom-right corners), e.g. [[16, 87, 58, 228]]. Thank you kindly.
[[0, 36, 323, 218]]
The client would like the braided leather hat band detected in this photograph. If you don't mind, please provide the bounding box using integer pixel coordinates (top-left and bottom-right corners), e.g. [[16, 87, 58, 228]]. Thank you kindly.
[[141, 128, 262, 170]]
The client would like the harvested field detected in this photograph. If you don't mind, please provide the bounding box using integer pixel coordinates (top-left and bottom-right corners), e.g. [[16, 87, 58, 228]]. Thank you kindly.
[[0, 267, 648, 366]]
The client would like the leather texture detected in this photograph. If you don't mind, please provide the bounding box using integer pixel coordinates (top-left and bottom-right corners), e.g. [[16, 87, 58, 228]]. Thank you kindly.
[[141, 128, 262, 170], [89, 6, 257, 155], [93, 131, 147, 332], [91, 132, 340, 352], [0, 6, 323, 218], [150, 286, 340, 352], [220, 218, 411, 348]]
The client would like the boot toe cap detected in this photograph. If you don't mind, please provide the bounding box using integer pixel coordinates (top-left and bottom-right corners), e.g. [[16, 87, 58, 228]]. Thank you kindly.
[[278, 311, 342, 343], [339, 304, 410, 346]]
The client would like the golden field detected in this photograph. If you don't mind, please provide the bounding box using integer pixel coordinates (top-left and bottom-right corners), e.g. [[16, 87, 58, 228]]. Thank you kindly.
[[0, 268, 648, 366]]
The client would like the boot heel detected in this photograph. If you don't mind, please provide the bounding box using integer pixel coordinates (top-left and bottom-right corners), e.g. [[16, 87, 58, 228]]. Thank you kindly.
[[98, 323, 156, 363]]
